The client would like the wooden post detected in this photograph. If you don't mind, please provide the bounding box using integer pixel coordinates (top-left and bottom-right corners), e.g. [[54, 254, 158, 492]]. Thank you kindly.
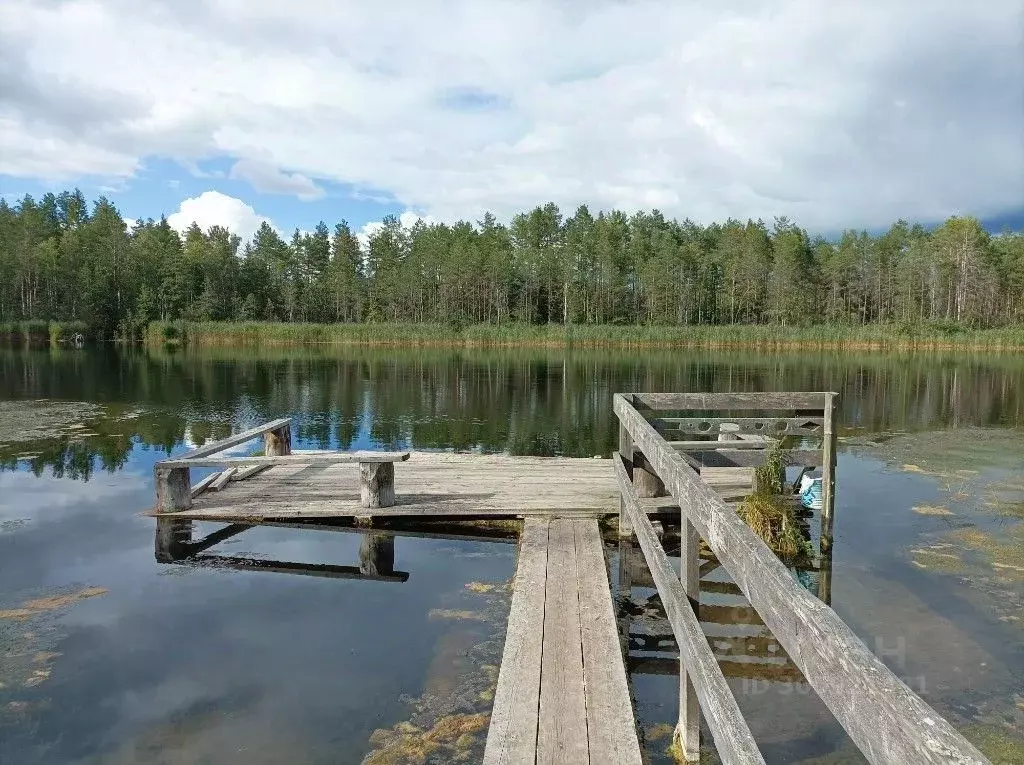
[[359, 533, 396, 575], [817, 550, 833, 606], [155, 466, 191, 512], [820, 393, 837, 553], [618, 418, 635, 537], [676, 516, 701, 762], [617, 536, 634, 657], [360, 462, 396, 508], [633, 451, 665, 499], [263, 423, 292, 456], [154, 517, 193, 562]]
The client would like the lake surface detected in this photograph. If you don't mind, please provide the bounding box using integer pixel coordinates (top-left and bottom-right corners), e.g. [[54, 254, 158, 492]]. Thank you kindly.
[[1, 346, 1022, 764]]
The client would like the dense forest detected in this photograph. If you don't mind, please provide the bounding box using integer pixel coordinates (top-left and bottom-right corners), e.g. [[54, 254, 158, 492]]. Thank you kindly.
[[1, 189, 1022, 339]]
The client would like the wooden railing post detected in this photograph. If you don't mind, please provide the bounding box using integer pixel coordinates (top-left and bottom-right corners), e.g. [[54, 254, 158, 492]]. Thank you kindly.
[[820, 393, 837, 553], [618, 410, 635, 536], [633, 451, 666, 499], [264, 422, 292, 456], [155, 466, 191, 512], [677, 516, 701, 762]]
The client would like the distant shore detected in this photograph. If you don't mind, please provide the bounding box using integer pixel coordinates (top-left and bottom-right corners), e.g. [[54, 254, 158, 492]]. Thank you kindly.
[[128, 320, 1024, 352]]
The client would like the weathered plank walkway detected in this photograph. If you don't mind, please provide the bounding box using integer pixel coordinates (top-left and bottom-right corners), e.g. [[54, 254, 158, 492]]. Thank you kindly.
[[148, 451, 754, 522], [483, 517, 642, 765]]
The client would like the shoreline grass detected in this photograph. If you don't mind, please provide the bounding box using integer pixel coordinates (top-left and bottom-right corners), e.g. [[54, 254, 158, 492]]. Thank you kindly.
[[144, 320, 1024, 352]]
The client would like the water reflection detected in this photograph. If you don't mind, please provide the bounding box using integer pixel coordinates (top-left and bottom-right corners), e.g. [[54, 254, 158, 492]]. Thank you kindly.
[[3, 346, 1024, 480]]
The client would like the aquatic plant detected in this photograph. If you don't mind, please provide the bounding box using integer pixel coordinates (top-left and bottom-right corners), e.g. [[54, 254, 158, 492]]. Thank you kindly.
[[738, 447, 813, 562]]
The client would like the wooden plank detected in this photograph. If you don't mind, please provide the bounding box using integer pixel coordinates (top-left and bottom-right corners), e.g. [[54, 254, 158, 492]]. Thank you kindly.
[[210, 468, 236, 491], [684, 449, 823, 468], [232, 463, 272, 481], [678, 516, 701, 761], [615, 456, 765, 764], [483, 518, 549, 765], [174, 418, 292, 461], [574, 519, 644, 764], [537, 518, 588, 764], [189, 471, 220, 499], [658, 417, 824, 436], [634, 392, 832, 411], [669, 440, 773, 450], [160, 451, 411, 468], [614, 394, 988, 765]]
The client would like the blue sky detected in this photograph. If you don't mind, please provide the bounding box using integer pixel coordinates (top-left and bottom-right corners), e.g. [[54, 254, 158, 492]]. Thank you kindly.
[[2, 1, 1022, 243]]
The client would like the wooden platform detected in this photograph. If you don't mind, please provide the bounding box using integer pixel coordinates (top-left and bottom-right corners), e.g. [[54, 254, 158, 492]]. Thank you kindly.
[[483, 518, 642, 764], [148, 452, 753, 523]]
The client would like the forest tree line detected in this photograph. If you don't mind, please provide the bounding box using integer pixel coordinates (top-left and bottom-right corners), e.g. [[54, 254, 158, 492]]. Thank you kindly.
[[1, 189, 1023, 338]]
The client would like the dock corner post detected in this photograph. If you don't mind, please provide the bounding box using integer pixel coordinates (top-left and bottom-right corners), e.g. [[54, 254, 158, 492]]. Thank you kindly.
[[618, 418, 635, 537], [155, 465, 191, 512], [360, 461, 396, 509], [676, 514, 701, 762], [264, 422, 292, 457], [820, 393, 837, 554]]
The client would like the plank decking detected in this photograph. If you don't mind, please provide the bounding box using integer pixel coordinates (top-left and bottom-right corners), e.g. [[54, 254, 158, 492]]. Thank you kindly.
[[148, 451, 753, 522], [483, 518, 642, 765]]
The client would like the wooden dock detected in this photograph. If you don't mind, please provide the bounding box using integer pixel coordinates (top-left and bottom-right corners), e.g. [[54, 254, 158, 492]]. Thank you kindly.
[[484, 518, 642, 764], [149, 394, 990, 764]]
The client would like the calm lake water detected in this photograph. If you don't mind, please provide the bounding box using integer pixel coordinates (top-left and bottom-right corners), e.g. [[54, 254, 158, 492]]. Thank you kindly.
[[1, 346, 1022, 764]]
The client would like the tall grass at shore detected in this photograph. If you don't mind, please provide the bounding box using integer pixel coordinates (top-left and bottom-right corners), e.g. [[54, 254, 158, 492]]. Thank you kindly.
[[145, 320, 1024, 352], [0, 321, 89, 346]]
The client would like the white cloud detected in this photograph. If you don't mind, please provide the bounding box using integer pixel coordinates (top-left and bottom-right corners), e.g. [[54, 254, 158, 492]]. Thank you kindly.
[[166, 191, 270, 243], [229, 158, 324, 200], [1, 0, 1022, 231]]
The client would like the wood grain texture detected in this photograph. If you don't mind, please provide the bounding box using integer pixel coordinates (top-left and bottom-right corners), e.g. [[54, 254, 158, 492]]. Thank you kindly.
[[155, 466, 191, 511], [232, 463, 272, 482], [210, 468, 236, 491], [263, 423, 292, 457], [537, 518, 588, 764], [175, 418, 292, 461], [360, 461, 396, 508], [189, 471, 219, 499], [657, 416, 824, 436], [484, 519, 549, 765], [160, 451, 410, 468], [820, 393, 838, 553], [614, 394, 989, 765], [678, 517, 701, 762], [574, 519, 644, 764]]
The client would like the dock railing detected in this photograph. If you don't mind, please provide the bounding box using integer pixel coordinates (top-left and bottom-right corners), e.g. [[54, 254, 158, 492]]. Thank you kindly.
[[614, 392, 988, 765]]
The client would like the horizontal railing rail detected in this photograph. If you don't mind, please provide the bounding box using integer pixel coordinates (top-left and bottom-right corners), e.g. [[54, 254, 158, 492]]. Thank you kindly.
[[614, 392, 988, 765]]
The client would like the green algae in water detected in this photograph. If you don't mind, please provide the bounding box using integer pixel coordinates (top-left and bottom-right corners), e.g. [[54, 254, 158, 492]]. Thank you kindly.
[[0, 401, 104, 445], [961, 724, 1024, 765], [362, 578, 511, 764]]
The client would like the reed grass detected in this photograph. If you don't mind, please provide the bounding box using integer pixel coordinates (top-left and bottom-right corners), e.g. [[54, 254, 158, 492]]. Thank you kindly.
[[146, 320, 1024, 352]]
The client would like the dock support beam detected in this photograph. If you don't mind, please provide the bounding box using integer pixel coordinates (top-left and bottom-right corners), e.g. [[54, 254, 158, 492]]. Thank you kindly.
[[360, 462, 396, 508], [155, 466, 191, 512], [263, 422, 292, 457], [676, 517, 701, 762], [820, 393, 837, 553]]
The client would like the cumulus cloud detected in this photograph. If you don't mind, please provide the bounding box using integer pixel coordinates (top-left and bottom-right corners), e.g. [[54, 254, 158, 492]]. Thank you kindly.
[[166, 191, 271, 243], [228, 158, 324, 200], [1, 0, 1022, 230]]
